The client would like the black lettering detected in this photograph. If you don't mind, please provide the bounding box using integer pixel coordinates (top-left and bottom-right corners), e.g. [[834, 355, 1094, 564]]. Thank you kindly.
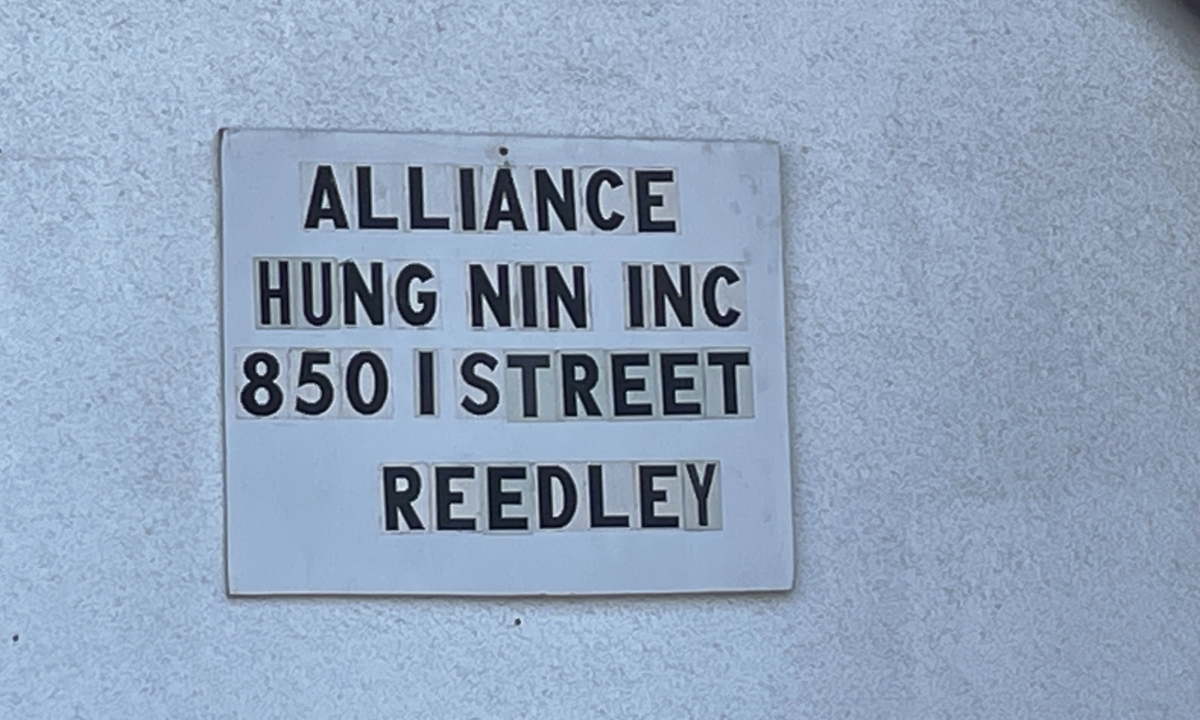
[[685, 463, 716, 527], [407, 166, 451, 230], [487, 466, 528, 531], [507, 353, 551, 418], [394, 263, 437, 326], [519, 264, 538, 328], [546, 265, 587, 329], [257, 259, 291, 326], [239, 351, 283, 417], [355, 165, 399, 230], [536, 465, 578, 529], [300, 260, 334, 326], [660, 352, 701, 416], [459, 352, 500, 416], [588, 464, 629, 527], [626, 264, 644, 328], [468, 263, 511, 328], [611, 353, 653, 417], [303, 165, 349, 229], [702, 265, 742, 328], [417, 350, 436, 416], [634, 169, 676, 232], [383, 466, 424, 531], [534, 168, 577, 231], [585, 169, 625, 231], [560, 353, 601, 418], [459, 167, 478, 231], [653, 264, 693, 327], [484, 168, 528, 231], [435, 466, 476, 531], [345, 351, 389, 415], [707, 350, 751, 415], [638, 465, 680, 528], [342, 261, 385, 326], [294, 350, 335, 416]]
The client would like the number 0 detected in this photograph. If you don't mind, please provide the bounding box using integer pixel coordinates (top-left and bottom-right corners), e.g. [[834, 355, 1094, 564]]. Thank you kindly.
[[346, 351, 388, 415]]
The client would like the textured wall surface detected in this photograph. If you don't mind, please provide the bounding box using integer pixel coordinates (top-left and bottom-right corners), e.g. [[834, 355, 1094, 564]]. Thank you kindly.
[[2, 0, 1199, 717]]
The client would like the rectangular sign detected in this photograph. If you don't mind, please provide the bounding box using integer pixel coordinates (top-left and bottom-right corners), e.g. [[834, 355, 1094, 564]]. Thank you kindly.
[[220, 129, 793, 595]]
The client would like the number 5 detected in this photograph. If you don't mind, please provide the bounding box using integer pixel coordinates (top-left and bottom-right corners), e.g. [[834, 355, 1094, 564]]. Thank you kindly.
[[295, 350, 335, 416]]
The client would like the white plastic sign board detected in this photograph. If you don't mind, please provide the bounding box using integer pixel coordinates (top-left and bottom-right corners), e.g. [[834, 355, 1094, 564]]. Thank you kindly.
[[220, 128, 793, 595]]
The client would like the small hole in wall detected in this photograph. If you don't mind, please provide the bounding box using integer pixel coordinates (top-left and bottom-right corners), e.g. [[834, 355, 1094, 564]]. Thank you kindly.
[[11, 634, 17, 643], [513, 618, 521, 626], [498, 146, 509, 157]]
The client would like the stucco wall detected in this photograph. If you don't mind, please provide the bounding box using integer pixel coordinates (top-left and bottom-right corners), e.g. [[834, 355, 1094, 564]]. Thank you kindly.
[[2, 0, 1199, 716]]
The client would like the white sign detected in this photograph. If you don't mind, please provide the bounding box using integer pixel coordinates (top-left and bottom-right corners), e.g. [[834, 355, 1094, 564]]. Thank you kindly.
[[220, 129, 793, 595]]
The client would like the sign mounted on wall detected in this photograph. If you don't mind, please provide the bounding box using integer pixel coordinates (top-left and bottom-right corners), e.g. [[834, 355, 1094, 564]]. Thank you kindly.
[[220, 128, 793, 595]]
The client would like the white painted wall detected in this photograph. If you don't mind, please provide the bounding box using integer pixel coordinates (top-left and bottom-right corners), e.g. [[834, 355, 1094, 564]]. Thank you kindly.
[[2, 0, 1199, 716]]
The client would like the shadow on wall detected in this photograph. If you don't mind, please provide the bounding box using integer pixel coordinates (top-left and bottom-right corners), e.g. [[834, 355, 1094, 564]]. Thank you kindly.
[[1136, 0, 1200, 61]]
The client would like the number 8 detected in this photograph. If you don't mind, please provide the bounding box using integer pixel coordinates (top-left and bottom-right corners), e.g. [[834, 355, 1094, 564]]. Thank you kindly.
[[240, 351, 284, 417]]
